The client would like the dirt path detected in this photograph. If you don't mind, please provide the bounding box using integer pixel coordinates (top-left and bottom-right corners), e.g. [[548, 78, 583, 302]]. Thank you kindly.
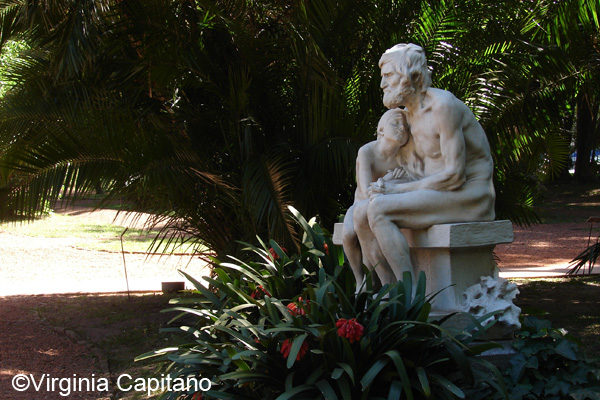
[[0, 231, 206, 295], [0, 205, 209, 295], [496, 222, 593, 277]]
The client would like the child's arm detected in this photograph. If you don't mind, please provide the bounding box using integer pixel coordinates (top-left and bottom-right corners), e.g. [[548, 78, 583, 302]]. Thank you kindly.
[[355, 143, 375, 201]]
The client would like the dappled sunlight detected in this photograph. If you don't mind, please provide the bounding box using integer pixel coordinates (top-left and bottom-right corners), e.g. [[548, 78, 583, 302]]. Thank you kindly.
[[0, 234, 210, 296], [568, 202, 600, 207], [495, 222, 594, 278], [0, 294, 103, 399], [498, 258, 585, 278], [37, 349, 61, 357], [0, 205, 211, 296], [530, 242, 552, 248], [0, 369, 29, 377]]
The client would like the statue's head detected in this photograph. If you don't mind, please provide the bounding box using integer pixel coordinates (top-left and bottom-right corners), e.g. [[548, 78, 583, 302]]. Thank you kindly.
[[377, 108, 409, 147], [379, 43, 432, 109]]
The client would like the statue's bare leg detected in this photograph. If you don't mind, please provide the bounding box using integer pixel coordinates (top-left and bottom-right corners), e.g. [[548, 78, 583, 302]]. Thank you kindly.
[[366, 185, 495, 282], [342, 205, 366, 290], [353, 201, 396, 286], [367, 196, 414, 281]]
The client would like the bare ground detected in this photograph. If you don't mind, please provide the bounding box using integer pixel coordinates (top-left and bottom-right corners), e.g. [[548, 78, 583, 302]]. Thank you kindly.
[[495, 222, 593, 277]]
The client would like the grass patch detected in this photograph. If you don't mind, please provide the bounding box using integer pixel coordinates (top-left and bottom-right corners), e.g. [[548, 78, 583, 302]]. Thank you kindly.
[[0, 212, 133, 238], [74, 236, 195, 254], [0, 213, 193, 254]]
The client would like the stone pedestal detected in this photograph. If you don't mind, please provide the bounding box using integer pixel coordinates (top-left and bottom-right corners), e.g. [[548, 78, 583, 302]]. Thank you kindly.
[[332, 220, 514, 313]]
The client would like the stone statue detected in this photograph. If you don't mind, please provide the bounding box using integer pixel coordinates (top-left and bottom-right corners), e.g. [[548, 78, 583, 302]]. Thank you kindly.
[[463, 276, 521, 336], [343, 43, 496, 288]]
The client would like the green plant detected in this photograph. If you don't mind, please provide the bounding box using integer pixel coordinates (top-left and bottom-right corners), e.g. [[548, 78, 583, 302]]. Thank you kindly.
[[138, 209, 507, 399], [568, 242, 600, 275], [491, 317, 600, 400]]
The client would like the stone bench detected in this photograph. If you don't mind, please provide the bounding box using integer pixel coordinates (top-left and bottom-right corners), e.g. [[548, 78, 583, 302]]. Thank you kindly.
[[332, 220, 514, 313]]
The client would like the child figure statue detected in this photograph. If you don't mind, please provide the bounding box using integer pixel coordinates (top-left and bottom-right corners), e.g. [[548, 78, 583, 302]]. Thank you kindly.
[[343, 108, 422, 290]]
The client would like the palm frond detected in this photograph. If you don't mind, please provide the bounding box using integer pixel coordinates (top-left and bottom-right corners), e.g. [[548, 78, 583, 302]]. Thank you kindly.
[[242, 153, 299, 250]]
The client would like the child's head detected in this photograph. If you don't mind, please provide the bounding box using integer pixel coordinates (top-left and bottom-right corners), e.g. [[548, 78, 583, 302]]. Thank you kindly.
[[377, 108, 409, 146]]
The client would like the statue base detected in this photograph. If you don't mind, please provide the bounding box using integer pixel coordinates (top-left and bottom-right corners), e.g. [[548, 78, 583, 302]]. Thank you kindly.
[[332, 220, 519, 337]]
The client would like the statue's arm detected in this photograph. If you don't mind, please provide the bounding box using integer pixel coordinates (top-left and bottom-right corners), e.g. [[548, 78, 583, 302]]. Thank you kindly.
[[355, 145, 373, 201]]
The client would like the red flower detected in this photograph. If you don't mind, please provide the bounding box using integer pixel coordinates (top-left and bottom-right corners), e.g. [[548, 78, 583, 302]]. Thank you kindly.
[[191, 392, 202, 400], [268, 247, 287, 260], [280, 338, 309, 361], [323, 243, 329, 255], [336, 318, 364, 343], [287, 297, 309, 316], [250, 285, 271, 299]]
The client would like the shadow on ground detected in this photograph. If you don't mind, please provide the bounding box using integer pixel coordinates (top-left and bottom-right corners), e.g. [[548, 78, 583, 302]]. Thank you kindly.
[[513, 275, 600, 359]]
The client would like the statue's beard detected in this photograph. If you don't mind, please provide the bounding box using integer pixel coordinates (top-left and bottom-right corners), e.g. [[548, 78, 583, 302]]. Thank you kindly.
[[383, 86, 414, 109], [383, 91, 402, 109]]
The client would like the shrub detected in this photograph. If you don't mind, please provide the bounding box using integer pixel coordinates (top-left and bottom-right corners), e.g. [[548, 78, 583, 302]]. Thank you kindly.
[[497, 317, 600, 400], [138, 208, 507, 399]]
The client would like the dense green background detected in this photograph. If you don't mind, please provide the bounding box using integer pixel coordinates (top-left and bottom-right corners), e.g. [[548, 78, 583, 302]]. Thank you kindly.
[[0, 0, 598, 260]]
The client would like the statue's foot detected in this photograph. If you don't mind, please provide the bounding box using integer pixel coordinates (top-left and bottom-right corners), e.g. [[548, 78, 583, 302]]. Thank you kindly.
[[354, 278, 367, 295], [372, 291, 390, 301]]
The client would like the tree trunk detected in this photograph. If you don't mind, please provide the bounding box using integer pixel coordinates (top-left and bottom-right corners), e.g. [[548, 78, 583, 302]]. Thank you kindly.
[[95, 182, 104, 195], [574, 90, 596, 182], [551, 115, 574, 181]]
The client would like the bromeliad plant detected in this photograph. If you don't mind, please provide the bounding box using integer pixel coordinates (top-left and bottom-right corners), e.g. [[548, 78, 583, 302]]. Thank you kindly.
[[138, 208, 507, 399]]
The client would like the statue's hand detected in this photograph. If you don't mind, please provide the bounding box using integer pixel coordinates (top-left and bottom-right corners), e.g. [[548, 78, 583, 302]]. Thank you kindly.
[[382, 168, 406, 182], [382, 170, 395, 181], [370, 179, 412, 199], [369, 178, 386, 200], [391, 167, 407, 180]]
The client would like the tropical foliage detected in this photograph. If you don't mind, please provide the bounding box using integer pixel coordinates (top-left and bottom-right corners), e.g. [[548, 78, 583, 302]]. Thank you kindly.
[[568, 241, 600, 275], [0, 0, 598, 259], [138, 209, 507, 399], [488, 317, 600, 400]]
